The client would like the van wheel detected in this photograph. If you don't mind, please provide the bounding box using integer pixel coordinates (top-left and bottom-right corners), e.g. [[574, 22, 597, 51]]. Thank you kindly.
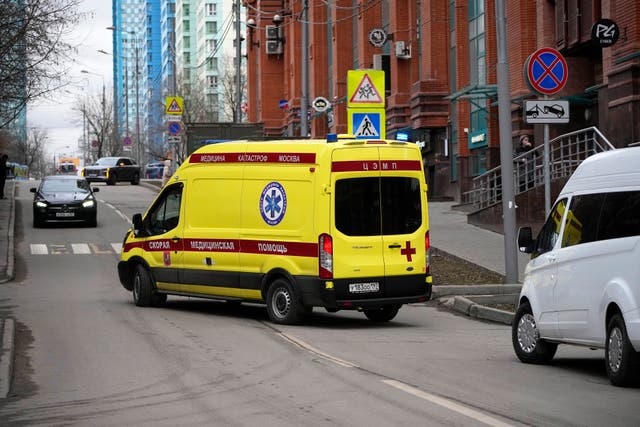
[[107, 174, 117, 185], [133, 265, 165, 307], [364, 305, 401, 322], [512, 302, 557, 364], [266, 278, 302, 325], [606, 314, 640, 387]]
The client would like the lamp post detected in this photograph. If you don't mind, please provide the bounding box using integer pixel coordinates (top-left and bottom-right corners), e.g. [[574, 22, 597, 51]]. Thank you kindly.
[[107, 26, 143, 164], [81, 69, 107, 158]]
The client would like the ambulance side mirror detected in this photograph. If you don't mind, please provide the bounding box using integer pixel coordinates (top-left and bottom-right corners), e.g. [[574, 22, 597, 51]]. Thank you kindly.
[[132, 213, 145, 237]]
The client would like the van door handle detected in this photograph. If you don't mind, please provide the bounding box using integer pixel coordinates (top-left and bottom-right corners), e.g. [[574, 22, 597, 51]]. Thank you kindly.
[[171, 237, 181, 243], [388, 244, 402, 248], [546, 254, 556, 263]]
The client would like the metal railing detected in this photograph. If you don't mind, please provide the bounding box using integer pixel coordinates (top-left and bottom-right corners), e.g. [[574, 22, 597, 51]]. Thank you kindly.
[[462, 127, 615, 210]]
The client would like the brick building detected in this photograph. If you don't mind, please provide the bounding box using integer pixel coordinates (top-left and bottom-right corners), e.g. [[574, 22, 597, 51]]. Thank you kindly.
[[243, 0, 640, 202]]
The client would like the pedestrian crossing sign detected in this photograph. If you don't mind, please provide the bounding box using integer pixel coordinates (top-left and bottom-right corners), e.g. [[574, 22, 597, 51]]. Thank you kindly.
[[165, 96, 184, 115], [347, 70, 385, 108], [348, 109, 385, 139]]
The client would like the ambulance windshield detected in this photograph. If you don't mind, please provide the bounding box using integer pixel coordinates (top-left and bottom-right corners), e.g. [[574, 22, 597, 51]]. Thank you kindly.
[[335, 177, 422, 236]]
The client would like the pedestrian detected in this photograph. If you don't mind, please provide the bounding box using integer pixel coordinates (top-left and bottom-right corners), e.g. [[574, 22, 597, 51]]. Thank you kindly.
[[161, 153, 172, 187], [0, 154, 7, 199], [514, 135, 536, 192]]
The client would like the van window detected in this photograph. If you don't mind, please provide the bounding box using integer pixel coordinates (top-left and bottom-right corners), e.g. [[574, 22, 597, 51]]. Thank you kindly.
[[561, 193, 604, 248], [534, 198, 567, 257], [335, 177, 421, 236], [598, 191, 640, 240], [146, 184, 183, 235]]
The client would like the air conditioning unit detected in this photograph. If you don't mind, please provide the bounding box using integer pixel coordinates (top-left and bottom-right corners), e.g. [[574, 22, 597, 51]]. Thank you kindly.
[[265, 40, 283, 55], [395, 41, 411, 59], [265, 25, 282, 40]]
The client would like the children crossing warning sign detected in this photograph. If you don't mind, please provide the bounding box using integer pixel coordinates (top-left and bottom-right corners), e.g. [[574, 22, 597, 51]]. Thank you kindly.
[[347, 70, 385, 108], [165, 96, 184, 115]]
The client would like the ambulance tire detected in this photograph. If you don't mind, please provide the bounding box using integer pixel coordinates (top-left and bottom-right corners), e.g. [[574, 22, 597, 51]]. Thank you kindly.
[[133, 265, 164, 307], [266, 278, 303, 325], [364, 304, 401, 322]]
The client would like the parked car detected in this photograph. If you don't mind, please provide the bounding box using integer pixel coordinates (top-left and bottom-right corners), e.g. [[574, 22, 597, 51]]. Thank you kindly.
[[31, 175, 99, 227], [513, 147, 640, 387], [144, 161, 164, 179], [82, 156, 140, 185]]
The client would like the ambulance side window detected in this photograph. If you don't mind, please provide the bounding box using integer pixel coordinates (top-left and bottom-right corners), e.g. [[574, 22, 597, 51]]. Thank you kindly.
[[146, 184, 183, 235]]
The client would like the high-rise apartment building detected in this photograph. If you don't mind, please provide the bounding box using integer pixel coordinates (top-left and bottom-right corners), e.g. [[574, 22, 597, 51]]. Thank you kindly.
[[112, 0, 238, 164]]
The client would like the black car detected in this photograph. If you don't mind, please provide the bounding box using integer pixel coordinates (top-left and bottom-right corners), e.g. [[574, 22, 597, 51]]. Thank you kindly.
[[31, 175, 99, 227], [543, 103, 565, 117], [82, 156, 140, 185]]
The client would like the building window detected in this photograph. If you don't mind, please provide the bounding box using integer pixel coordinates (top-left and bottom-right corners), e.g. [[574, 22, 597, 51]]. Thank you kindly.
[[205, 3, 217, 16], [468, 0, 485, 86], [207, 39, 217, 53], [206, 22, 217, 34], [207, 75, 218, 87]]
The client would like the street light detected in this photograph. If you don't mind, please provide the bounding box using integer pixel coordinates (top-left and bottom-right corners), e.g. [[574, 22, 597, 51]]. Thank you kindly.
[[98, 49, 130, 149], [81, 69, 107, 158], [107, 26, 143, 164]]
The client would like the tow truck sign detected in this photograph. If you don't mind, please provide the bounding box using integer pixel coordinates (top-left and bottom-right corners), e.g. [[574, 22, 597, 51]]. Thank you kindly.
[[524, 100, 569, 124]]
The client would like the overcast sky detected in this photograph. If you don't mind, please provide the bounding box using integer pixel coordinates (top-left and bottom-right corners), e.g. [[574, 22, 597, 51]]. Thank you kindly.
[[27, 0, 113, 160]]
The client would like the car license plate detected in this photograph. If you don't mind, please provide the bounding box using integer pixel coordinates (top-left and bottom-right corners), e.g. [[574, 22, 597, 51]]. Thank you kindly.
[[56, 212, 74, 217], [349, 282, 379, 294]]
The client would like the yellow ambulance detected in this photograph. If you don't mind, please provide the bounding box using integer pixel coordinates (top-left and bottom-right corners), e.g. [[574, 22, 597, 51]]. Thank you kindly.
[[117, 135, 432, 324]]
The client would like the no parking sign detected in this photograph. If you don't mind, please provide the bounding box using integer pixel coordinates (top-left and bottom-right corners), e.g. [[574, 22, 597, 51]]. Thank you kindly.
[[524, 48, 568, 95]]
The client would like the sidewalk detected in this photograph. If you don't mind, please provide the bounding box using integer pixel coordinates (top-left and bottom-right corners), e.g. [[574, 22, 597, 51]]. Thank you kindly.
[[0, 180, 528, 397]]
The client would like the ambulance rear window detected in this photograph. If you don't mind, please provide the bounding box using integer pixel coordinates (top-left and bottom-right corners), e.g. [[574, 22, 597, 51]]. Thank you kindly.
[[335, 177, 422, 236]]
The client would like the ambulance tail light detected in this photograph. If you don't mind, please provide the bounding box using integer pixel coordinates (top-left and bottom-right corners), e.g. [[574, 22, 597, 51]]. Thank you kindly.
[[425, 231, 431, 274], [319, 233, 333, 279]]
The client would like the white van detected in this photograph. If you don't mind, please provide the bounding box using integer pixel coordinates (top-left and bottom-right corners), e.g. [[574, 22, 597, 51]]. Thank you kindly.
[[513, 147, 640, 386]]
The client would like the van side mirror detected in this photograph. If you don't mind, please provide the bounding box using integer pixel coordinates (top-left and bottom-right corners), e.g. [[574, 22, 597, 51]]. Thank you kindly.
[[517, 226, 534, 253], [92, 187, 100, 193], [30, 188, 36, 193]]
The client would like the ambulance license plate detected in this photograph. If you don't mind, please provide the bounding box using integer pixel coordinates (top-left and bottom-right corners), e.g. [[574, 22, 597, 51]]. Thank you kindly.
[[56, 212, 74, 217], [349, 282, 379, 294]]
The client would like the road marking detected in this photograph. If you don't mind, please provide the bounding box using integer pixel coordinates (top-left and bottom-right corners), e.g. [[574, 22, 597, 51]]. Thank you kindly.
[[30, 244, 48, 255], [71, 243, 91, 254], [278, 333, 359, 368], [29, 243, 121, 256], [382, 379, 514, 427]]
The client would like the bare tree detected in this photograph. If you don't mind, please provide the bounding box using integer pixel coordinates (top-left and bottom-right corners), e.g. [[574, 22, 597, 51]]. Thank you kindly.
[[0, 0, 85, 129], [219, 55, 246, 123], [75, 92, 114, 159], [21, 127, 48, 176]]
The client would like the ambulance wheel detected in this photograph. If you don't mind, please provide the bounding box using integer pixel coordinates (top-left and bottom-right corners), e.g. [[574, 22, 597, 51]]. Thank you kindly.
[[133, 265, 164, 307], [266, 278, 302, 325], [364, 305, 401, 322]]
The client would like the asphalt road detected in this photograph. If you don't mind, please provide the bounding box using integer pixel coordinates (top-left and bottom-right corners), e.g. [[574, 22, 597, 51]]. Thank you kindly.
[[0, 181, 638, 426]]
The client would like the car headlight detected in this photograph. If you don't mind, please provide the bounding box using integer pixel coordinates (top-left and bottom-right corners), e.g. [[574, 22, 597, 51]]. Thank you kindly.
[[82, 200, 95, 208], [35, 201, 47, 208]]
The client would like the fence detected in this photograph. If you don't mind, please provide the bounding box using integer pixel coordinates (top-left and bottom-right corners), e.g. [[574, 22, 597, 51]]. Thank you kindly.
[[462, 127, 615, 210]]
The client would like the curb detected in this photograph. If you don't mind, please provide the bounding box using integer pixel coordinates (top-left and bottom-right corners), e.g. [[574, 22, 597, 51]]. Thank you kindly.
[[0, 180, 15, 284], [433, 284, 520, 325], [0, 318, 15, 398]]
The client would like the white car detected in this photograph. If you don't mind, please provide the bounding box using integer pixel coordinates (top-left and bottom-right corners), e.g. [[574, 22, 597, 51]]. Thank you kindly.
[[513, 147, 640, 387]]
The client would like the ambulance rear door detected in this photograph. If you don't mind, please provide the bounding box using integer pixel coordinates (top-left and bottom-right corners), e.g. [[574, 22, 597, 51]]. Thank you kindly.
[[378, 145, 427, 282], [331, 146, 385, 290]]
